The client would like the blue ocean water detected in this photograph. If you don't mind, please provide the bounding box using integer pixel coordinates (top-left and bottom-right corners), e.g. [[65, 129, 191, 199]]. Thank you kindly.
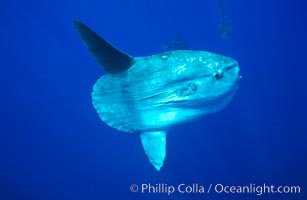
[[0, 0, 306, 199]]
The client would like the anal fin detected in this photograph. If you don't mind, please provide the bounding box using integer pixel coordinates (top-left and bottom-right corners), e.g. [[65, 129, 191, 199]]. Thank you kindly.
[[140, 131, 167, 171]]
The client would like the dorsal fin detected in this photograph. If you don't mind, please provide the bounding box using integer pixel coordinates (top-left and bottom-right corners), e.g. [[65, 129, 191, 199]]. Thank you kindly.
[[74, 20, 134, 74]]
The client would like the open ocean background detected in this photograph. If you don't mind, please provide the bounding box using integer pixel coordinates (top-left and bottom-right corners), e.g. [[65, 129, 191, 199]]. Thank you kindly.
[[0, 0, 306, 199]]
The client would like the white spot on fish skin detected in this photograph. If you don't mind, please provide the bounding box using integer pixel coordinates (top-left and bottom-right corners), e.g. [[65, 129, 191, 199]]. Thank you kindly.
[[177, 64, 186, 75], [217, 68, 223, 74], [161, 54, 168, 60]]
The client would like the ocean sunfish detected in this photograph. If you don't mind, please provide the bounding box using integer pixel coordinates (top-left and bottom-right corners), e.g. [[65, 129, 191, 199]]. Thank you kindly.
[[74, 21, 240, 171]]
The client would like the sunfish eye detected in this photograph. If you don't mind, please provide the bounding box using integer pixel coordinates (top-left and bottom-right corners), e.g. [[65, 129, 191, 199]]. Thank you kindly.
[[214, 73, 223, 79]]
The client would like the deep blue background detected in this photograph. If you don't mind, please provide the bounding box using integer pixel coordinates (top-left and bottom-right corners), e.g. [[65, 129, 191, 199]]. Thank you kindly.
[[0, 0, 306, 199]]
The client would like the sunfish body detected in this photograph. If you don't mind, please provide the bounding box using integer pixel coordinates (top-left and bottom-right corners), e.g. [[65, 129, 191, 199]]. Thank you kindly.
[[74, 21, 240, 171]]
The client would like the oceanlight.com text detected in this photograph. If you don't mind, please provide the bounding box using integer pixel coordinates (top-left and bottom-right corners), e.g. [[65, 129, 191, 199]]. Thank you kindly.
[[214, 183, 301, 196], [129, 183, 301, 196]]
